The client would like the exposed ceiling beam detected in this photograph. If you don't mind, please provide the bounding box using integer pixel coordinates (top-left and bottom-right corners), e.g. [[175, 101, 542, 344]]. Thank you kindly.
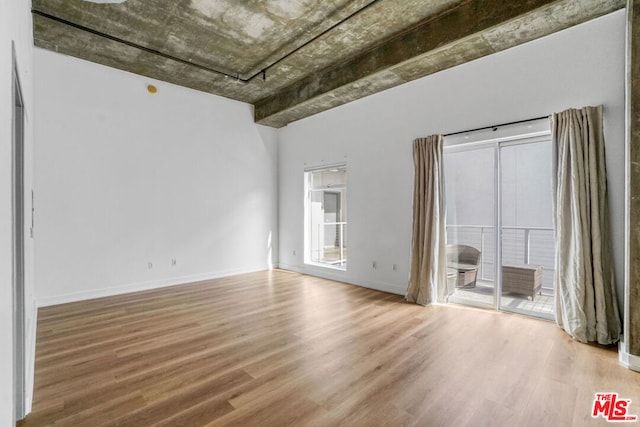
[[254, 0, 625, 128]]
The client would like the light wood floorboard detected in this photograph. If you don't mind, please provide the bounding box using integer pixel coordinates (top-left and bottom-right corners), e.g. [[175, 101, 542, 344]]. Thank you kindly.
[[18, 269, 640, 426]]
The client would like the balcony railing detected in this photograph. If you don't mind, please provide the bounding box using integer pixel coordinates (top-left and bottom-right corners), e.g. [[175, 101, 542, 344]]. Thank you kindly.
[[446, 224, 555, 291]]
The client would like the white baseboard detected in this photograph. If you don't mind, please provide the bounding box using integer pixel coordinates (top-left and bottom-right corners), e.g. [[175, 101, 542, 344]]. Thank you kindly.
[[37, 265, 272, 307], [619, 341, 640, 372], [38, 264, 405, 307], [277, 262, 406, 296]]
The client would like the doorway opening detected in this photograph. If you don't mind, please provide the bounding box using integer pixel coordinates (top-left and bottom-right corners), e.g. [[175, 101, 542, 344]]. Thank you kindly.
[[12, 44, 26, 421]]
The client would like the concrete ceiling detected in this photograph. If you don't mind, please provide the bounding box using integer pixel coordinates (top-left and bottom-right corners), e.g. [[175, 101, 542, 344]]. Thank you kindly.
[[32, 0, 624, 128]]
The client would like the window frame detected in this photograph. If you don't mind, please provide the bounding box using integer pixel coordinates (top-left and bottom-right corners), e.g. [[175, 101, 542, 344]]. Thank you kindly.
[[303, 163, 348, 270]]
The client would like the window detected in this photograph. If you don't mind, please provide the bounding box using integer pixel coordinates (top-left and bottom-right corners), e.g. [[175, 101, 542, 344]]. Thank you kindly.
[[305, 165, 347, 269]]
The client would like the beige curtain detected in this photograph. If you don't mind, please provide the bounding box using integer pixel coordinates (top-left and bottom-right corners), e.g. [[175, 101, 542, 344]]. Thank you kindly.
[[406, 135, 447, 305], [552, 105, 621, 345]]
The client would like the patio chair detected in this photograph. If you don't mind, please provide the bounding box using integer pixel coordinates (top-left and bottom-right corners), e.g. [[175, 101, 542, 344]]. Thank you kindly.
[[446, 245, 481, 288]]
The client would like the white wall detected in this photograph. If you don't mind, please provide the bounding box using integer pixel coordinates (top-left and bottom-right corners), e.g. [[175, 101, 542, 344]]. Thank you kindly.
[[0, 0, 36, 423], [278, 10, 627, 303], [34, 49, 279, 305]]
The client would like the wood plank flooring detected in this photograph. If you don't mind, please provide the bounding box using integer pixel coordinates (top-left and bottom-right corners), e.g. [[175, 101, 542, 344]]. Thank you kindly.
[[18, 270, 640, 426]]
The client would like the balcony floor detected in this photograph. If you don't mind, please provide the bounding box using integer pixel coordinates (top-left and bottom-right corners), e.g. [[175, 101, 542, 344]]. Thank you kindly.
[[449, 281, 554, 320]]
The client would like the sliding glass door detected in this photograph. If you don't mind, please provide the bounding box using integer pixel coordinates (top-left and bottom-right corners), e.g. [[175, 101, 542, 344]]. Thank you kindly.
[[444, 146, 496, 308], [499, 141, 554, 319], [444, 124, 555, 320]]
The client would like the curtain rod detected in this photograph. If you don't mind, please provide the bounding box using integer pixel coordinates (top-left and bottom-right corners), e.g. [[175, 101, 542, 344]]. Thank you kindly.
[[443, 115, 549, 137]]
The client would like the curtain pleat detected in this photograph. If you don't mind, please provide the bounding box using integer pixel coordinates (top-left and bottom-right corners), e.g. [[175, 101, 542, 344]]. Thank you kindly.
[[552, 105, 621, 344], [406, 135, 447, 305]]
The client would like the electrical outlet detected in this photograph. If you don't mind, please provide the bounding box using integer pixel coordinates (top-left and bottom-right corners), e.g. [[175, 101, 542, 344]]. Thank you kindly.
[[293, 250, 296, 256], [148, 262, 153, 269], [393, 264, 397, 272], [372, 261, 377, 269], [172, 259, 177, 266]]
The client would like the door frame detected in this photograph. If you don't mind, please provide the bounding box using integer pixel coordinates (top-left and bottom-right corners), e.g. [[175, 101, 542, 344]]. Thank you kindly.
[[12, 42, 26, 421], [444, 126, 553, 318]]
